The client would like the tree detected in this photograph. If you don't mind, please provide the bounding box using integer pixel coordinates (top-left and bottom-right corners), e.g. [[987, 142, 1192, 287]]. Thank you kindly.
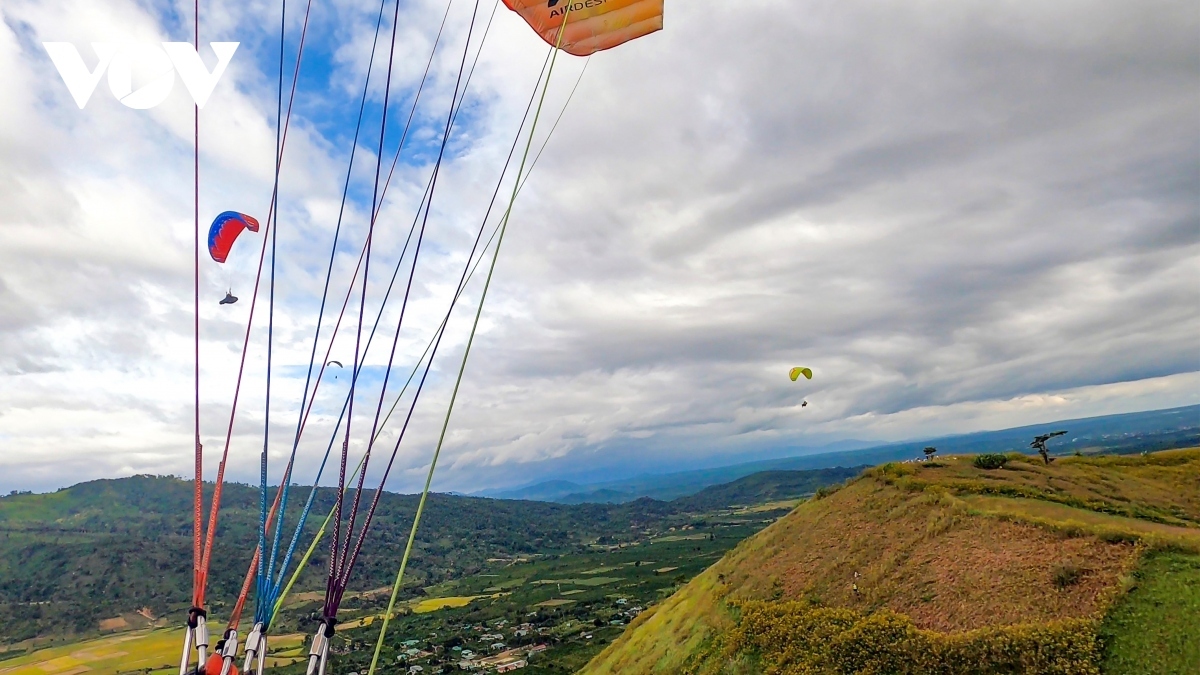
[[923, 447, 937, 461], [1031, 431, 1068, 464]]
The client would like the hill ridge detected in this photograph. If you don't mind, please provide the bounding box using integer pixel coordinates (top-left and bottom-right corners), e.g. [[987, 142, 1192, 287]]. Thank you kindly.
[[581, 448, 1200, 674]]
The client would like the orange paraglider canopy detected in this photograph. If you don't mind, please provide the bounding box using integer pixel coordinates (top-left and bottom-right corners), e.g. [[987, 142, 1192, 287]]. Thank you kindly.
[[502, 0, 664, 56]]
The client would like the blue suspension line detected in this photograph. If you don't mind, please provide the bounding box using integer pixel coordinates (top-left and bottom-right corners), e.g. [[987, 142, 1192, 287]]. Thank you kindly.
[[254, 0, 287, 636], [252, 0, 391, 630], [253, 0, 491, 632]]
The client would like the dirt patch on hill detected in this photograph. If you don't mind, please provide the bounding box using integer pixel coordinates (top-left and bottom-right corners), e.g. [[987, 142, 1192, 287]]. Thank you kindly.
[[97, 617, 128, 632]]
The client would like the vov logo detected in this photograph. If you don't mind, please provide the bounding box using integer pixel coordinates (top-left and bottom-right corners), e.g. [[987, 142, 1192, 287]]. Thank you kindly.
[[42, 42, 239, 110]]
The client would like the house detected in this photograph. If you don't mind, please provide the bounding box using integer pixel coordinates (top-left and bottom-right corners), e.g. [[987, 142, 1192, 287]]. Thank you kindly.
[[496, 660, 527, 673]]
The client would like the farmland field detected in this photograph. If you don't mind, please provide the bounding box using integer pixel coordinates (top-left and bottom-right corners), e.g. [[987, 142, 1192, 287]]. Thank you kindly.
[[272, 519, 774, 674], [0, 630, 306, 675], [413, 595, 485, 613]]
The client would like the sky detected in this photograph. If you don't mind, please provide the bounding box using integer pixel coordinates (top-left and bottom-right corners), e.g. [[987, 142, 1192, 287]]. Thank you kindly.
[[0, 0, 1197, 495]]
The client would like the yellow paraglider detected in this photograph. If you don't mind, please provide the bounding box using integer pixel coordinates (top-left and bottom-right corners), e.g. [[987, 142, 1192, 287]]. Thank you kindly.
[[789, 367, 812, 382], [502, 0, 665, 56]]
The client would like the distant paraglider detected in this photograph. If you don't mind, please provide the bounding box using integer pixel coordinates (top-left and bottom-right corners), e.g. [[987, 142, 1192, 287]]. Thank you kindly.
[[326, 360, 343, 368], [219, 290, 238, 305], [790, 368, 813, 409], [789, 367, 813, 382], [208, 211, 260, 263]]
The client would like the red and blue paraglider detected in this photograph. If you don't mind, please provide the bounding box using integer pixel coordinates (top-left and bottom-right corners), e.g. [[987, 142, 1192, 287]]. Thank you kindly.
[[208, 211, 260, 263]]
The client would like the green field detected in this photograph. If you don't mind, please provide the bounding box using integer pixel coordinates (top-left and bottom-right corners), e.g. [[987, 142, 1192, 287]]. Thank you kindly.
[[1100, 552, 1200, 674]]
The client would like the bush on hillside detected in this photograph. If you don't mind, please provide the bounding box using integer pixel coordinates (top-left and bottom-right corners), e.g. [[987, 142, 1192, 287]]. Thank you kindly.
[[973, 454, 1009, 470], [1053, 564, 1085, 588], [730, 600, 1100, 675]]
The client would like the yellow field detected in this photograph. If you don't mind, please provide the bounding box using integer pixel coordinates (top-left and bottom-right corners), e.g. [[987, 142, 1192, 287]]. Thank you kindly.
[[412, 596, 481, 613], [0, 630, 307, 675]]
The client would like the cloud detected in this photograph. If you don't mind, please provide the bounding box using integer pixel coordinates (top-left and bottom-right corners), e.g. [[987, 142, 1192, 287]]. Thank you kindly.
[[0, 0, 1196, 495]]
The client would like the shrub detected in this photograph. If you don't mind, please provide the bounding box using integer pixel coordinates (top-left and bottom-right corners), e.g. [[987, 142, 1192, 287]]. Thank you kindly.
[[974, 454, 1009, 470], [1053, 565, 1085, 588], [730, 601, 1101, 675], [813, 484, 841, 500]]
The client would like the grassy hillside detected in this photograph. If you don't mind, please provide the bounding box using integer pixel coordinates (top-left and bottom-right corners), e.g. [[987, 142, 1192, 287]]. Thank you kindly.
[[582, 449, 1200, 675]]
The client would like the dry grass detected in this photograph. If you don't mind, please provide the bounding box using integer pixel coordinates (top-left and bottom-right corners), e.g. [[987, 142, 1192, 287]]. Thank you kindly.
[[877, 449, 1200, 527], [715, 480, 1140, 632], [961, 495, 1200, 553], [582, 448, 1200, 675]]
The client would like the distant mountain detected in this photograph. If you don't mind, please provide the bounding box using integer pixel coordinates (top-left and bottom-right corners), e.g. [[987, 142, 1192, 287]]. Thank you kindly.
[[476, 479, 586, 501], [671, 466, 867, 512], [475, 405, 1200, 504], [558, 488, 641, 504]]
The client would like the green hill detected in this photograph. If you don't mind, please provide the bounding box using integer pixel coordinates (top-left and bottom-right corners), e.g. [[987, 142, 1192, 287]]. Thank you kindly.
[[0, 466, 855, 647], [582, 449, 1200, 675], [670, 467, 866, 513]]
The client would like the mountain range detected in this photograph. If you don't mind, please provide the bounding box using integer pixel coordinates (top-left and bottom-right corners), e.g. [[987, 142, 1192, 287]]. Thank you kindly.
[[477, 405, 1200, 503]]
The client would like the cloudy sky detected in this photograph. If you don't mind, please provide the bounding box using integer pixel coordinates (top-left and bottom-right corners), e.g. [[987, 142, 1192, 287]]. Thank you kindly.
[[0, 0, 1197, 495]]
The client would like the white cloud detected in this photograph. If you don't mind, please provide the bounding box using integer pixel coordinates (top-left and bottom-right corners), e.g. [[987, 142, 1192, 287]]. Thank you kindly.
[[0, 0, 1196, 494]]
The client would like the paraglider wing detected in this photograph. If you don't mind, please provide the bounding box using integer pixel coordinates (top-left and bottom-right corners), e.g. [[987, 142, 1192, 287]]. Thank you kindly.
[[502, 0, 664, 57], [327, 360, 343, 368], [789, 367, 813, 382], [208, 211, 260, 263]]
